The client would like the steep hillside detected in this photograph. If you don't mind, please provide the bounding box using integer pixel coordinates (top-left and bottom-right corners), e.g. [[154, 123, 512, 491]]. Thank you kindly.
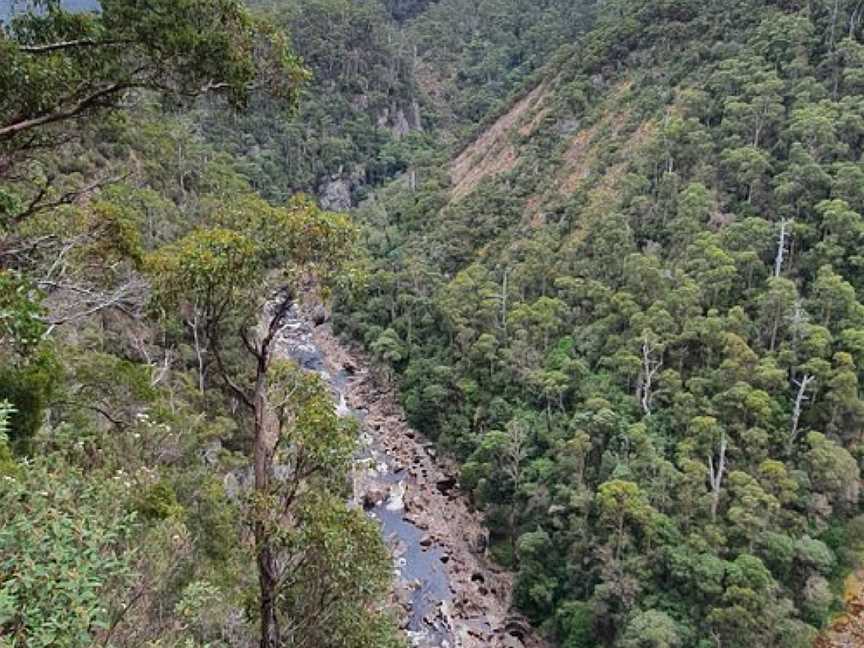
[[338, 0, 864, 646], [0, 2, 600, 647], [0, 3, 402, 646], [200, 0, 595, 207]]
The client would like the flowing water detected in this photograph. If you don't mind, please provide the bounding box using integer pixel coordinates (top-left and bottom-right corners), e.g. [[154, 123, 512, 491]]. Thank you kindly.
[[278, 306, 457, 647]]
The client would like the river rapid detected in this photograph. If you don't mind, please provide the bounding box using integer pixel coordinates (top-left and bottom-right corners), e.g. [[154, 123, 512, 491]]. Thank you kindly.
[[275, 304, 545, 648]]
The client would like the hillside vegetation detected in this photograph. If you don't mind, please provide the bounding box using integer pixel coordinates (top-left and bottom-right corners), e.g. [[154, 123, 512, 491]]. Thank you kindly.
[[338, 0, 864, 646], [0, 2, 401, 646], [6, 0, 864, 647], [0, 0, 594, 645], [199, 0, 595, 204]]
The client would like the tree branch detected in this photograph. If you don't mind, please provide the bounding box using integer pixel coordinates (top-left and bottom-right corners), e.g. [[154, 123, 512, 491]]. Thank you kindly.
[[0, 80, 138, 140], [210, 335, 254, 410], [13, 172, 128, 224], [19, 39, 131, 54]]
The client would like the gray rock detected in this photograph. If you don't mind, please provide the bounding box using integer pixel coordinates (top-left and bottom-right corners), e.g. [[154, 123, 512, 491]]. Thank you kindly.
[[223, 472, 241, 500], [392, 108, 411, 139], [319, 177, 352, 211], [471, 531, 489, 555], [200, 439, 222, 466]]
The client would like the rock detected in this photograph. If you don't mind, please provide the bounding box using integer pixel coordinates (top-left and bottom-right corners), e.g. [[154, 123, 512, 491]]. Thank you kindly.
[[318, 177, 352, 211], [311, 304, 328, 326], [472, 531, 489, 555], [377, 103, 421, 140], [503, 617, 532, 642], [502, 636, 524, 648], [223, 472, 241, 500], [420, 535, 433, 548], [548, 504, 567, 516], [200, 439, 222, 466], [392, 108, 411, 138], [362, 485, 390, 510], [436, 477, 458, 495], [386, 481, 406, 511]]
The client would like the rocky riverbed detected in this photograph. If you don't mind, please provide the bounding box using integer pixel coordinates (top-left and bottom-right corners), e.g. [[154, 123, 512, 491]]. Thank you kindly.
[[276, 303, 545, 648]]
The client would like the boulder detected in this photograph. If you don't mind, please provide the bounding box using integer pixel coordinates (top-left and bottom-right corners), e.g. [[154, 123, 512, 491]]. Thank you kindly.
[[472, 531, 489, 555], [436, 477, 458, 495], [311, 304, 328, 326], [362, 485, 390, 510]]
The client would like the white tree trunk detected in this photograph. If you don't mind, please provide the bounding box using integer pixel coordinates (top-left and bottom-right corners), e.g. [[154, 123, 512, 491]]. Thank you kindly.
[[788, 374, 815, 453], [639, 332, 663, 416], [708, 431, 727, 522], [774, 219, 789, 278]]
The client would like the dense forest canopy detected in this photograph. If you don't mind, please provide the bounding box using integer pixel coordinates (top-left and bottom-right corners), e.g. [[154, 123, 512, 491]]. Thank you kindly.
[[0, 1, 400, 647], [4, 0, 864, 647], [336, 0, 864, 646], [200, 0, 596, 204]]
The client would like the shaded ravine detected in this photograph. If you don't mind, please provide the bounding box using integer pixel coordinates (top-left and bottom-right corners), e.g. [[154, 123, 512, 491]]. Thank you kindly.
[[275, 303, 546, 648]]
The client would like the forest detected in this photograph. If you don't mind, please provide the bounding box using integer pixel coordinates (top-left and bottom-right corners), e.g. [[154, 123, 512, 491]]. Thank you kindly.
[[3, 0, 864, 647]]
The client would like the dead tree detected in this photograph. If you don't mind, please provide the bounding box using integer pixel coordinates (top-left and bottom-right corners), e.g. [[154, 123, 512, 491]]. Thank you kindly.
[[639, 331, 663, 416], [501, 417, 529, 554], [788, 374, 815, 454], [708, 430, 727, 522], [774, 219, 790, 278]]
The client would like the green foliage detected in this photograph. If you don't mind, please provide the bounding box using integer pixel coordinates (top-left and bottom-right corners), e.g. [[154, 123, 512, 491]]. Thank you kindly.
[[275, 492, 403, 648], [0, 0, 307, 151], [134, 480, 184, 520], [619, 609, 684, 648], [0, 3, 397, 646], [0, 348, 58, 451], [336, 0, 864, 644], [0, 271, 45, 356], [0, 401, 18, 476], [0, 460, 136, 647], [556, 600, 594, 648]]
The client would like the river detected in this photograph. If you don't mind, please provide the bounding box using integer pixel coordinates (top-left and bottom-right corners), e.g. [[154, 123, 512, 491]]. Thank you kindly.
[[276, 303, 545, 648]]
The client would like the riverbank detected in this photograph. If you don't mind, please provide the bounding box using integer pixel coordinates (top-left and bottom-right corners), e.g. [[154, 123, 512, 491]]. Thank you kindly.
[[308, 317, 546, 648], [816, 569, 864, 648]]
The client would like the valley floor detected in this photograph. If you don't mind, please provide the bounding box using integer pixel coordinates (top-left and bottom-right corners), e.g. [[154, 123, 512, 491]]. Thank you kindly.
[[308, 315, 546, 648]]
